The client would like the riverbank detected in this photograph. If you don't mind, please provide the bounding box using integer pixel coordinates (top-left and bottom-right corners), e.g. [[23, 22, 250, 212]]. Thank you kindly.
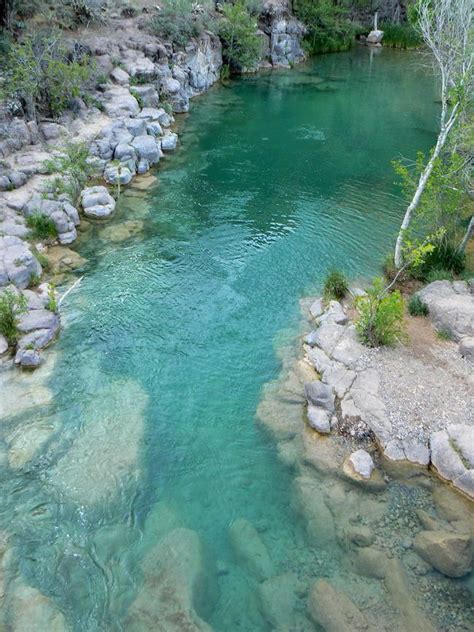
[[0, 0, 305, 370]]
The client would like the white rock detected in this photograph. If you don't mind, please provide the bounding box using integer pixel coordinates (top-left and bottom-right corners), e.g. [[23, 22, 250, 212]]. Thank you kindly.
[[307, 405, 330, 433], [348, 449, 374, 479]]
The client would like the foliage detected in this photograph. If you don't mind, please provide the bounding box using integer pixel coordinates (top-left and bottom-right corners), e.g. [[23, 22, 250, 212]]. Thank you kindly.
[[408, 294, 428, 316], [414, 241, 466, 280], [355, 277, 405, 347], [436, 327, 453, 341], [294, 0, 354, 55], [219, 0, 261, 72], [46, 284, 58, 312], [43, 141, 94, 203], [0, 288, 27, 345], [1, 1, 106, 32], [378, 22, 422, 49], [322, 269, 348, 301], [425, 268, 453, 282], [149, 0, 214, 48], [26, 213, 58, 240], [0, 33, 94, 119]]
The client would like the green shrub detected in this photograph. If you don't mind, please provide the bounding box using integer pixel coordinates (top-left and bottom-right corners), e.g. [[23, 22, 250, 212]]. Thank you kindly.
[[379, 22, 422, 49], [1, 33, 94, 119], [295, 0, 354, 55], [46, 284, 58, 312], [26, 213, 58, 240], [149, 0, 213, 48], [414, 241, 466, 280], [355, 277, 405, 347], [425, 268, 453, 283], [0, 288, 28, 345], [43, 141, 94, 203], [408, 294, 428, 317], [323, 269, 348, 301], [219, 0, 262, 72]]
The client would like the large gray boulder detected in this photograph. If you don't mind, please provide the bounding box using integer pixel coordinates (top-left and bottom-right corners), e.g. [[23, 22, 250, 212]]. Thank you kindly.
[[103, 163, 133, 186], [416, 280, 474, 341], [0, 236, 42, 288], [161, 133, 178, 152], [430, 425, 474, 498], [103, 87, 140, 118], [304, 381, 335, 412], [81, 186, 116, 219], [18, 309, 59, 334], [131, 135, 160, 164]]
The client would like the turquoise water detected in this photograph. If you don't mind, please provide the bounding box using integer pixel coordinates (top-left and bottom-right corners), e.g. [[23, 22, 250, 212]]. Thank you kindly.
[[4, 48, 471, 630]]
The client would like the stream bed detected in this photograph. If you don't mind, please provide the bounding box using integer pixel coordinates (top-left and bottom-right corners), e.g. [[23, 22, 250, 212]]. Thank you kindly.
[[1, 47, 473, 631]]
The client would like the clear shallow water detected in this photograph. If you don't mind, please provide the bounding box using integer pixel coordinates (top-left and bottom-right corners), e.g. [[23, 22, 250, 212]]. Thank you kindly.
[[2, 48, 472, 630]]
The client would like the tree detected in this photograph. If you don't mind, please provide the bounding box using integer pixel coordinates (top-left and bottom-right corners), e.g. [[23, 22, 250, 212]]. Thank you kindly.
[[393, 0, 473, 267]]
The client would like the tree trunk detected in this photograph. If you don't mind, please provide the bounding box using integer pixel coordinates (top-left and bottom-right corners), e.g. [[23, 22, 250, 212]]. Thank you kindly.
[[458, 216, 474, 253], [394, 106, 459, 268]]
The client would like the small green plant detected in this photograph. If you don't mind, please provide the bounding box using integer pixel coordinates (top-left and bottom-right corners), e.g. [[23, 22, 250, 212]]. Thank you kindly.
[[32, 248, 51, 271], [426, 268, 453, 283], [130, 88, 144, 109], [28, 273, 41, 287], [46, 284, 58, 312], [355, 277, 405, 347], [408, 294, 428, 317], [43, 141, 94, 204], [0, 289, 28, 345], [26, 213, 58, 240], [437, 328, 453, 341], [323, 269, 348, 302], [219, 0, 262, 72]]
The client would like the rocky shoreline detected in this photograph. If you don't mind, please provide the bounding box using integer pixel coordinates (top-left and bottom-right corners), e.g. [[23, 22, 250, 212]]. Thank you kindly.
[[0, 0, 305, 370], [301, 281, 474, 499]]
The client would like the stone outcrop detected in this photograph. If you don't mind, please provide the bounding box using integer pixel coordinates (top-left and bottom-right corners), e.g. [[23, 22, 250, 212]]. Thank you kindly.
[[0, 236, 42, 289], [430, 424, 474, 499], [261, 0, 306, 68]]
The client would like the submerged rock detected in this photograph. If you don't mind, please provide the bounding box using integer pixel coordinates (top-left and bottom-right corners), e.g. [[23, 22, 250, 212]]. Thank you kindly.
[[9, 583, 69, 632], [48, 379, 147, 504], [258, 573, 297, 629], [124, 527, 214, 631], [229, 518, 273, 582], [307, 580, 371, 632], [413, 530, 472, 578], [345, 449, 374, 480], [307, 405, 330, 434]]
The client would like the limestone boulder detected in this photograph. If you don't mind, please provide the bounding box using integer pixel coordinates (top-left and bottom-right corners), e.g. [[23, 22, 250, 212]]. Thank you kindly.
[[304, 381, 335, 412], [307, 405, 330, 434], [0, 236, 42, 288], [23, 195, 80, 245], [131, 135, 160, 164], [414, 530, 472, 578], [161, 132, 178, 152], [417, 280, 474, 341], [367, 29, 384, 44], [345, 449, 374, 480], [81, 186, 116, 219]]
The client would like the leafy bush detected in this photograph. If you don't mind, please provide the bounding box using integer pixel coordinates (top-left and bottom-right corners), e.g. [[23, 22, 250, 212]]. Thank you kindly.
[[26, 213, 58, 240], [149, 0, 213, 48], [295, 0, 354, 55], [0, 288, 28, 345], [323, 269, 348, 301], [378, 22, 422, 49], [408, 294, 428, 317], [1, 33, 94, 119], [43, 141, 94, 203], [219, 0, 262, 72], [355, 277, 405, 347]]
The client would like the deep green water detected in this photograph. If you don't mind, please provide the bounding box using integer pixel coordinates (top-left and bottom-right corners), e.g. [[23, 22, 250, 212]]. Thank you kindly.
[[5, 47, 470, 631]]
